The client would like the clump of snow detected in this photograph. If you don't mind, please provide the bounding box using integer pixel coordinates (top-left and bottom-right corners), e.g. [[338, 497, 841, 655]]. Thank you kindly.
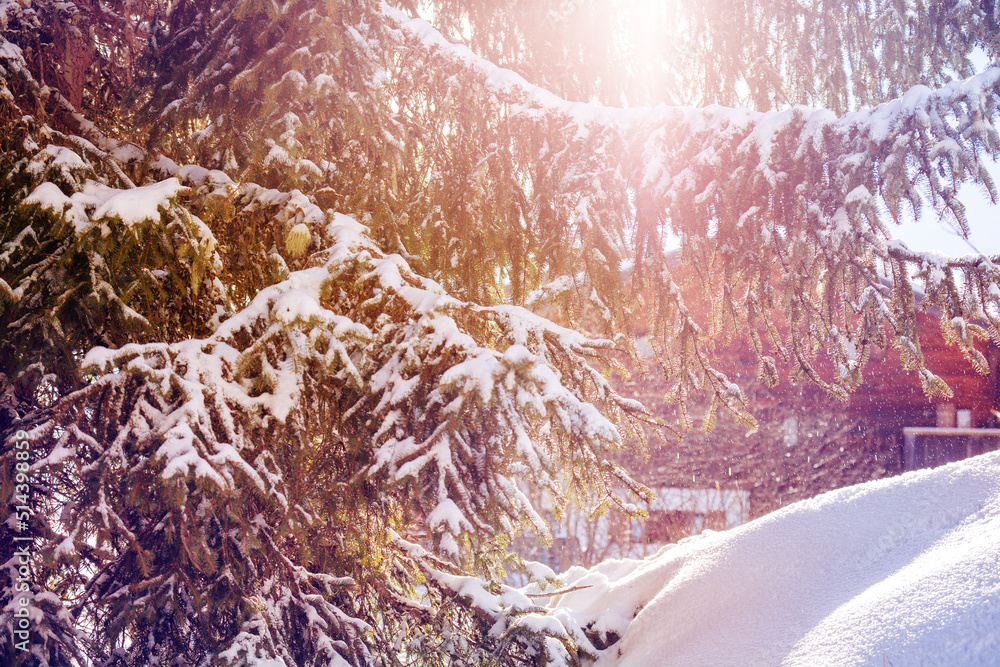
[[23, 177, 188, 234], [26, 144, 89, 180], [550, 451, 1000, 666], [92, 178, 187, 225]]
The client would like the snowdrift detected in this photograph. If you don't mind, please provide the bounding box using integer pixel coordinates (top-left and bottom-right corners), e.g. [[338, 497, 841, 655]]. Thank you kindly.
[[551, 451, 1000, 665]]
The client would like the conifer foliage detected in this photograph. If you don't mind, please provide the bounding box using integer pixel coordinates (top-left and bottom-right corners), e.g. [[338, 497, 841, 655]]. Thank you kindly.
[[2, 0, 999, 665]]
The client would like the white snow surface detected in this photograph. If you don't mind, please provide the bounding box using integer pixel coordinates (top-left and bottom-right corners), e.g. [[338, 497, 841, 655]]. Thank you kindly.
[[550, 451, 1000, 666], [23, 174, 188, 233]]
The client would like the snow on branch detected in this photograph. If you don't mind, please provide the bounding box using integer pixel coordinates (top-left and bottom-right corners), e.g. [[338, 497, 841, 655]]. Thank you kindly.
[[384, 0, 1000, 403], [12, 148, 652, 661], [385, 0, 1000, 256]]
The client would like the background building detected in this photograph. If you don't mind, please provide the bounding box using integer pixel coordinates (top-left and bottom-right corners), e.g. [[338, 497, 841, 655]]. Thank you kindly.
[[520, 307, 1000, 572]]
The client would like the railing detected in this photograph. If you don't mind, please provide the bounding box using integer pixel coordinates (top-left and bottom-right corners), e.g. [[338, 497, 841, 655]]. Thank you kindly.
[[902, 427, 1000, 471]]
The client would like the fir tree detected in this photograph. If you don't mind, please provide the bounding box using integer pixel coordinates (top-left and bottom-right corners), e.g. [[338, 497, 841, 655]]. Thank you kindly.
[[2, 0, 999, 665]]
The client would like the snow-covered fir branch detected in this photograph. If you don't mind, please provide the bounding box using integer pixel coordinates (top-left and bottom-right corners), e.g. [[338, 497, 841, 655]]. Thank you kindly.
[[2, 0, 1000, 665]]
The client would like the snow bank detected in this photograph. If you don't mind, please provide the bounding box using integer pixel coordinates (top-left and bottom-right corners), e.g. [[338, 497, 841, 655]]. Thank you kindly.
[[551, 451, 1000, 665]]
